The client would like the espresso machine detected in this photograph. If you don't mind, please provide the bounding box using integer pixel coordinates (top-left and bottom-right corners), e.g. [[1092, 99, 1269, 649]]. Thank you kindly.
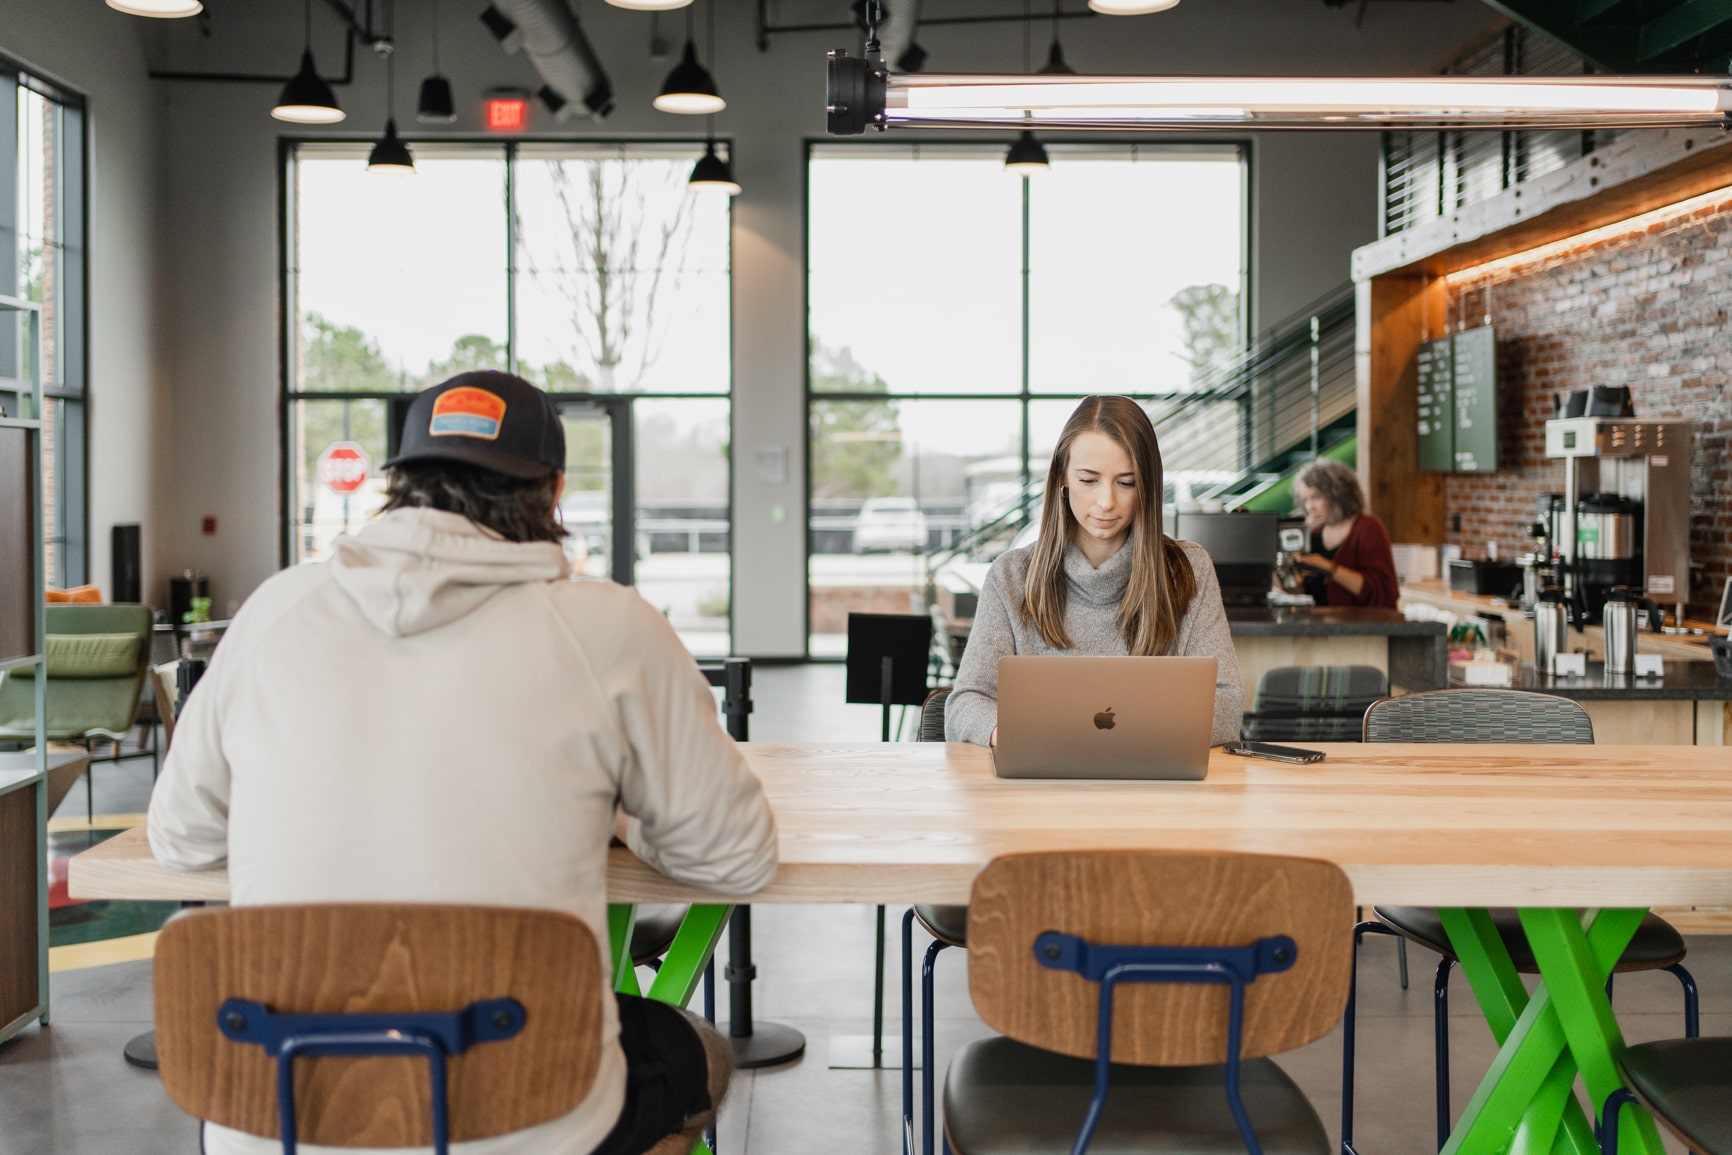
[[1543, 416, 1692, 625]]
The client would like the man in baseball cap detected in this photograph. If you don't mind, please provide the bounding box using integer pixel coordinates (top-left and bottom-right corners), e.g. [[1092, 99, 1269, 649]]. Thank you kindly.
[[148, 371, 777, 1155]]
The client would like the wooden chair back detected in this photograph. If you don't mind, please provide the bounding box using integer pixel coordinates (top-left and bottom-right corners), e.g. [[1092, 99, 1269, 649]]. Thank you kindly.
[[967, 850, 1353, 1066], [154, 904, 603, 1146], [151, 661, 180, 752], [1363, 688, 1593, 744]]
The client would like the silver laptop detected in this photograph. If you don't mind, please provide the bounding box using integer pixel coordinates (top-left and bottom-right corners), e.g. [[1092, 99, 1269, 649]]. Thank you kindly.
[[992, 655, 1218, 780]]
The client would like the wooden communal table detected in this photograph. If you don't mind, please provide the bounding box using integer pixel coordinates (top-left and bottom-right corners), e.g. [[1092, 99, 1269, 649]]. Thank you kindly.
[[73, 742, 1732, 1155]]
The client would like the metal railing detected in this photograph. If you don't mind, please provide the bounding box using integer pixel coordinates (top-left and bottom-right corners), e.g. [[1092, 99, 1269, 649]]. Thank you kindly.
[[923, 281, 1359, 587]]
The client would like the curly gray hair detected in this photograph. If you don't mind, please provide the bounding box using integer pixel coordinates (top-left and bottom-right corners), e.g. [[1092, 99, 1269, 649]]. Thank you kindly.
[[1294, 459, 1365, 522]]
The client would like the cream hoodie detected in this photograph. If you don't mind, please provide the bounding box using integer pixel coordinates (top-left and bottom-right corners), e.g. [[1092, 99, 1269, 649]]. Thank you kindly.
[[147, 508, 778, 1155]]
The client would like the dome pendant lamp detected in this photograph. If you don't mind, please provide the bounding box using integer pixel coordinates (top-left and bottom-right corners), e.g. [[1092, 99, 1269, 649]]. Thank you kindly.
[[1087, 0, 1180, 14], [417, 0, 457, 123], [107, 0, 203, 16], [369, 37, 416, 174], [1004, 130, 1050, 175], [689, 139, 741, 196], [654, 1, 724, 115], [273, 0, 345, 123]]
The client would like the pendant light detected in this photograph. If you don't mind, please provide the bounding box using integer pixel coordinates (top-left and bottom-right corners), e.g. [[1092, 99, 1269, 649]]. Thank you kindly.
[[606, 0, 692, 9], [368, 22, 415, 174], [107, 0, 202, 15], [654, 1, 724, 115], [686, 9, 739, 196], [273, 0, 345, 123], [1039, 0, 1076, 74], [1005, 5, 1050, 176], [1087, 0, 1180, 14], [1004, 130, 1050, 175], [689, 138, 741, 195], [417, 0, 457, 124]]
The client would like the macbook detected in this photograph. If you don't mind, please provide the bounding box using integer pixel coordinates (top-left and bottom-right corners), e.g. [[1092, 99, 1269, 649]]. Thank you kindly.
[[991, 655, 1218, 780]]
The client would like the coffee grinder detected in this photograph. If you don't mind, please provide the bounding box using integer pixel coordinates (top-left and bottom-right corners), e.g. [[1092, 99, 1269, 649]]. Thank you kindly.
[[1543, 416, 1692, 625]]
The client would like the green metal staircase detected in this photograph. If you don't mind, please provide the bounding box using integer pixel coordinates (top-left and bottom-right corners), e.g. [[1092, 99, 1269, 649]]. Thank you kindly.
[[1481, 0, 1732, 73]]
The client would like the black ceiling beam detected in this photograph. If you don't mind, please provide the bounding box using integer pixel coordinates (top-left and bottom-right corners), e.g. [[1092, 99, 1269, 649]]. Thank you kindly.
[[1637, 0, 1732, 63], [1475, 0, 1635, 69], [1574, 0, 1631, 23]]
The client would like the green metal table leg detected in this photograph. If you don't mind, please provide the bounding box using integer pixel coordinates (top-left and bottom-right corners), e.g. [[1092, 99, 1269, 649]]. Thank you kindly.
[[1437, 908, 1661, 1155], [1437, 909, 1593, 1155], [607, 903, 734, 1155], [1521, 909, 1666, 1155]]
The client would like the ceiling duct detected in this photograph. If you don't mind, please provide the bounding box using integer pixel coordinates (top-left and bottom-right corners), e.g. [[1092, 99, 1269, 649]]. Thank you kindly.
[[488, 0, 615, 118], [878, 0, 926, 73]]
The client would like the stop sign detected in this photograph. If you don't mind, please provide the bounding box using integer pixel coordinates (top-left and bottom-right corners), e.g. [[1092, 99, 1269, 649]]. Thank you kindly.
[[317, 442, 371, 495]]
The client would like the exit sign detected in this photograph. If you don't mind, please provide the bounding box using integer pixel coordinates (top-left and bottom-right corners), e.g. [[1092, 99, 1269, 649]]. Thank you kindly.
[[485, 95, 527, 131]]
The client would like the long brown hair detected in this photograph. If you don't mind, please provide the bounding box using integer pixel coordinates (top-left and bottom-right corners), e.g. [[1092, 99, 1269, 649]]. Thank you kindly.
[[1023, 396, 1196, 655]]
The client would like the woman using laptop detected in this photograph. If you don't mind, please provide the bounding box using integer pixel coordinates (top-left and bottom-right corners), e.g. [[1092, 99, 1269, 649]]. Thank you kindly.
[[1289, 458, 1400, 609], [946, 396, 1244, 747]]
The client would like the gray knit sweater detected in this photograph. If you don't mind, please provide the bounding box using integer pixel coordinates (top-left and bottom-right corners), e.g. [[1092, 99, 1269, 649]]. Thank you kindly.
[[945, 538, 1244, 746]]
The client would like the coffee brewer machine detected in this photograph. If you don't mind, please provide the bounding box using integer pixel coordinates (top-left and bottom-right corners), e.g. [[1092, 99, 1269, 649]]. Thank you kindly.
[[1543, 416, 1692, 624]]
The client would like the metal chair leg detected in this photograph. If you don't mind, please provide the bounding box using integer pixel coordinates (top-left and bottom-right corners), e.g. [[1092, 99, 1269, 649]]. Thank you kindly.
[[1398, 936, 1409, 990], [1601, 1087, 1637, 1155], [901, 909, 915, 1155], [1434, 956, 1454, 1153], [1664, 962, 1699, 1037], [922, 939, 951, 1155], [1342, 919, 1397, 1155]]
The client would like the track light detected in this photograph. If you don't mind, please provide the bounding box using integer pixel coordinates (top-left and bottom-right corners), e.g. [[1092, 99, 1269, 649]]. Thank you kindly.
[[273, 48, 345, 123], [479, 4, 521, 50], [1087, 0, 1180, 13], [1004, 131, 1050, 175], [106, 0, 202, 15], [655, 39, 724, 114], [689, 141, 741, 195]]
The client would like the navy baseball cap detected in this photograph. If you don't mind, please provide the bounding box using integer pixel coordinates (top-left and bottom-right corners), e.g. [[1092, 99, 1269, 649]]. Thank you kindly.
[[383, 371, 566, 480]]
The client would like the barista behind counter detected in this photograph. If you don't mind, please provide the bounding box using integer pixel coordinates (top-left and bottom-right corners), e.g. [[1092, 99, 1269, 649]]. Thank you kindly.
[[1287, 460, 1399, 609]]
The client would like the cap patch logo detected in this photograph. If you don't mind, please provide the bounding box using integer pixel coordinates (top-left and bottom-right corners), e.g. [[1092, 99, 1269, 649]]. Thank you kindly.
[[429, 387, 506, 441]]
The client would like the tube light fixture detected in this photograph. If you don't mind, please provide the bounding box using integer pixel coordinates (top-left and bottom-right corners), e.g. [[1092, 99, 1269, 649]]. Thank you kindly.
[[107, 0, 203, 15], [825, 56, 1732, 134]]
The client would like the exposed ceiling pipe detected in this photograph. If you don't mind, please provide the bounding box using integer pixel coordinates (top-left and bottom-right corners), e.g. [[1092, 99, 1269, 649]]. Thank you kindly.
[[485, 0, 615, 119], [879, 0, 927, 73]]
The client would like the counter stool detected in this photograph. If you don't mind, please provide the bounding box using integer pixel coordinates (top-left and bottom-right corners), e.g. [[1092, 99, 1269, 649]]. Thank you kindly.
[[1342, 689, 1699, 1155], [1601, 1037, 1732, 1154]]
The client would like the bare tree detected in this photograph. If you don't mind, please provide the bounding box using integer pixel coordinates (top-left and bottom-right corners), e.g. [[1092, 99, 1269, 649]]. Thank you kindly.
[[532, 158, 697, 392]]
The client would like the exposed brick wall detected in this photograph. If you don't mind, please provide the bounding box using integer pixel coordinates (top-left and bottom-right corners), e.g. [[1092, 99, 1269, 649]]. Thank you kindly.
[[1442, 192, 1732, 622]]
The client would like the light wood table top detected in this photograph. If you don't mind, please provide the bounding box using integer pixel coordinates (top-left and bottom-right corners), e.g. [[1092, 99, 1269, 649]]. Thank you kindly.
[[70, 742, 1732, 909]]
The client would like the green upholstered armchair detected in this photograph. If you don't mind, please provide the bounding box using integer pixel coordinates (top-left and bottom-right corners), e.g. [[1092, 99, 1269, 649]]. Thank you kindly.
[[0, 603, 154, 821]]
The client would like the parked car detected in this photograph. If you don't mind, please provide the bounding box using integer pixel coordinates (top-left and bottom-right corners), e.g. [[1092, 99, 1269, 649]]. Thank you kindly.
[[854, 496, 930, 554]]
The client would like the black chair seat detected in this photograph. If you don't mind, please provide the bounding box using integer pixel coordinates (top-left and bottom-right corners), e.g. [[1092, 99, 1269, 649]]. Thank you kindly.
[[943, 1036, 1329, 1155], [913, 903, 969, 946], [629, 904, 688, 966], [1373, 907, 1685, 973], [1621, 1037, 1732, 1155]]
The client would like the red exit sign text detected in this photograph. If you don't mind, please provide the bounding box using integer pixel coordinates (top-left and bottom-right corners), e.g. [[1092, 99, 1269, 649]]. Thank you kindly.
[[485, 97, 527, 131]]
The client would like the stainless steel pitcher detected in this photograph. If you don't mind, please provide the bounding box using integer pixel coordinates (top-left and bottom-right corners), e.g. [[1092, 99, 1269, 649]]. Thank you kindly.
[[1534, 598, 1569, 674], [1602, 598, 1637, 675]]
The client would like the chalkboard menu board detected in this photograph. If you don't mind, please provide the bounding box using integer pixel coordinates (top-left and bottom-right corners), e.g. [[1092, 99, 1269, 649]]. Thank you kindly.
[[1416, 337, 1453, 471], [1450, 326, 1497, 473], [1414, 326, 1497, 473]]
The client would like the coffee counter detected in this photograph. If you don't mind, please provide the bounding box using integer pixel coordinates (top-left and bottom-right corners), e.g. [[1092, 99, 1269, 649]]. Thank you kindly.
[[1399, 579, 1720, 665], [1450, 659, 1731, 745]]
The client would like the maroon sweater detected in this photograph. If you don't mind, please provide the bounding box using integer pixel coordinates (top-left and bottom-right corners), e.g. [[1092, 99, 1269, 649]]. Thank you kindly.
[[1319, 514, 1399, 609]]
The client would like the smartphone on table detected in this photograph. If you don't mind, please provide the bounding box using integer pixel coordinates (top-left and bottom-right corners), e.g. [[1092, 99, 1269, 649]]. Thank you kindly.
[[1223, 741, 1327, 765]]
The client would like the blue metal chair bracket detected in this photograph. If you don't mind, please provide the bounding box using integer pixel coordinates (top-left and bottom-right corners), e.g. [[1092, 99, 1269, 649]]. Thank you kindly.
[[1031, 933, 1298, 1155], [216, 996, 527, 1155]]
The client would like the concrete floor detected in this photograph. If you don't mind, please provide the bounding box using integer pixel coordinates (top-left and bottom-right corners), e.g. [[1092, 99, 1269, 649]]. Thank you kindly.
[[0, 662, 1720, 1154]]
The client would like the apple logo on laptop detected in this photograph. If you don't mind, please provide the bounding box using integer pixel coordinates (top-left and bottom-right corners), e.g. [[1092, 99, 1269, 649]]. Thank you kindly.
[[1093, 707, 1116, 731]]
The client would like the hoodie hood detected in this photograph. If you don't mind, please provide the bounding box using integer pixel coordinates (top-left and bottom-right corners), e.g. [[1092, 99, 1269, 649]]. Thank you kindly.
[[330, 507, 570, 637]]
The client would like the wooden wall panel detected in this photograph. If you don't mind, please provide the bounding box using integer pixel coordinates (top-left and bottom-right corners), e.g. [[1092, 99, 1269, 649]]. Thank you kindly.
[[1357, 276, 1448, 545], [0, 784, 41, 1029]]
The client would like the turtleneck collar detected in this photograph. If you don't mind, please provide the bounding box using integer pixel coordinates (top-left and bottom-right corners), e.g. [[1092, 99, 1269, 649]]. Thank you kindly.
[[1063, 536, 1133, 606]]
